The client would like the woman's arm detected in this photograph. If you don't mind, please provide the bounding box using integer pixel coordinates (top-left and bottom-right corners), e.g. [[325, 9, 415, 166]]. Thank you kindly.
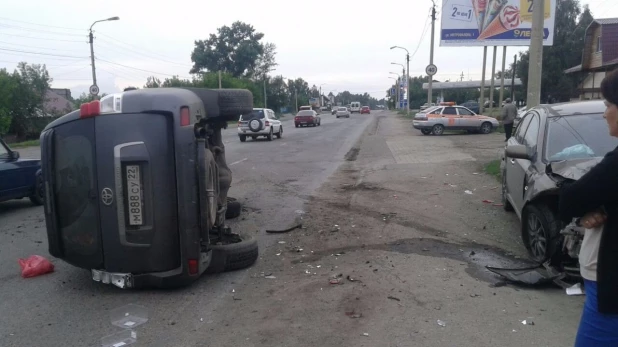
[[558, 150, 618, 221]]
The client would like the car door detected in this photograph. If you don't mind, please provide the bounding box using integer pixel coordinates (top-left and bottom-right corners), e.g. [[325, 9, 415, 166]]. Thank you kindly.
[[506, 112, 540, 214], [441, 107, 459, 129], [268, 110, 279, 132], [456, 107, 477, 129], [0, 140, 32, 200]]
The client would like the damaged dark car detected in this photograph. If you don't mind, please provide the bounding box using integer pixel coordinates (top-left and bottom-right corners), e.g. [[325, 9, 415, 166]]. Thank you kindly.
[[501, 100, 618, 276]]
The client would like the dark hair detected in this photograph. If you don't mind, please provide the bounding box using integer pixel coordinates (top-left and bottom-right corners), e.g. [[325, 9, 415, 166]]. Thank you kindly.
[[601, 69, 618, 105]]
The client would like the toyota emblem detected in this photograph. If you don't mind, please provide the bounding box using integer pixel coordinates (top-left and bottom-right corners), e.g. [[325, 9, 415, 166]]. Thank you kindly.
[[101, 188, 114, 206]]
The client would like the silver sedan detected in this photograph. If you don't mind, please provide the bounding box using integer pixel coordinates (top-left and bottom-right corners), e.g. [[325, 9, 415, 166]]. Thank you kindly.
[[335, 107, 350, 118]]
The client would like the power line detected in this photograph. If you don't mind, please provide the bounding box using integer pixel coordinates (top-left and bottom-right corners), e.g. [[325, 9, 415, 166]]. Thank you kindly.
[[96, 38, 192, 68], [0, 47, 87, 59], [52, 65, 91, 77], [0, 59, 87, 67], [96, 57, 192, 79], [97, 32, 188, 63], [0, 39, 84, 53], [409, 7, 432, 61], [0, 17, 83, 31], [0, 31, 84, 43], [0, 23, 85, 37]]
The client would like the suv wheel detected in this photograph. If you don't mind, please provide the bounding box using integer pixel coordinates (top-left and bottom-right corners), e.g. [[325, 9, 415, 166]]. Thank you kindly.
[[276, 126, 283, 138], [522, 204, 562, 263], [29, 171, 44, 206], [267, 128, 273, 141], [239, 135, 246, 142], [206, 233, 259, 274]]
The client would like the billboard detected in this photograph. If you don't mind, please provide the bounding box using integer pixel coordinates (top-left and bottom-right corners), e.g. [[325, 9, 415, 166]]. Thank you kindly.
[[440, 0, 556, 46]]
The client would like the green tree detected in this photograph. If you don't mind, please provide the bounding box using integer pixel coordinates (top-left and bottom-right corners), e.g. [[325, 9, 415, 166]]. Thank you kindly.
[[190, 21, 265, 77], [144, 76, 162, 88], [9, 63, 51, 138], [516, 0, 593, 102], [0, 69, 16, 135]]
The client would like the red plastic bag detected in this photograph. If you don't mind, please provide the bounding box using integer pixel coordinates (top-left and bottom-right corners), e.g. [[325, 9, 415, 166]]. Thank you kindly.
[[18, 255, 54, 278]]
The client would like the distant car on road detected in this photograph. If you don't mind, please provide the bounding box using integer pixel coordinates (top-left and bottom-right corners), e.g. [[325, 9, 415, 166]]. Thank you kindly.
[[461, 101, 480, 114], [420, 103, 436, 111], [295, 110, 321, 127], [501, 100, 615, 264], [336, 107, 350, 118], [0, 137, 44, 205], [238, 108, 283, 142], [350, 102, 361, 113], [413, 105, 499, 135], [360, 106, 370, 114]]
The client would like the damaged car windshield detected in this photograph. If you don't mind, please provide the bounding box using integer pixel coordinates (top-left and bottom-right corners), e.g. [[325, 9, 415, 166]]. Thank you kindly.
[[545, 113, 618, 162]]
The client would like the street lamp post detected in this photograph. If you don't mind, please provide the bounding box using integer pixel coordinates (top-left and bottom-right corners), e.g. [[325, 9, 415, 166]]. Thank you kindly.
[[391, 62, 406, 112], [391, 46, 410, 116], [319, 83, 327, 107], [89, 16, 119, 95]]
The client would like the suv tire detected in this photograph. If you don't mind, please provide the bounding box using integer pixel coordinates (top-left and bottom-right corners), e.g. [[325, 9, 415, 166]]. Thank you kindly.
[[239, 135, 246, 142], [267, 128, 273, 141], [206, 233, 259, 273], [225, 197, 242, 219], [216, 89, 253, 118]]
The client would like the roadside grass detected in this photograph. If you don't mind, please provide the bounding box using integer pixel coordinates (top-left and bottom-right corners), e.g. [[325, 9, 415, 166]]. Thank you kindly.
[[484, 159, 502, 179], [10, 139, 40, 148]]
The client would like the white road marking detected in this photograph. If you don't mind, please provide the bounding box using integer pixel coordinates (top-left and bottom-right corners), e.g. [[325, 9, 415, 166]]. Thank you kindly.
[[229, 158, 248, 166]]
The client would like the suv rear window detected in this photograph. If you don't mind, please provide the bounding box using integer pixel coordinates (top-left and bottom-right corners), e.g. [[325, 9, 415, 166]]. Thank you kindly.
[[241, 110, 265, 121]]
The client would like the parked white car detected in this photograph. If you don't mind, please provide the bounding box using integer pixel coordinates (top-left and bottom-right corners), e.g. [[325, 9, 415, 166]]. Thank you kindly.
[[335, 107, 350, 118], [238, 108, 282, 142]]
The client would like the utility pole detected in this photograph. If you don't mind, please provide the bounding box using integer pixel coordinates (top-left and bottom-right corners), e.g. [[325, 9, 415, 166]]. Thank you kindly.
[[218, 71, 222, 89], [480, 46, 488, 114], [527, 0, 545, 108], [263, 77, 267, 108], [405, 52, 410, 116], [489, 46, 497, 115], [460, 72, 464, 81], [511, 54, 517, 101], [428, 1, 437, 105], [499, 46, 507, 110], [295, 88, 298, 112], [88, 17, 119, 99]]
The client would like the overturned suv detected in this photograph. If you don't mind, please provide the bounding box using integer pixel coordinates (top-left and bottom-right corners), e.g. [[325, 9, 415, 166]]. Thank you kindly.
[[40, 88, 257, 289]]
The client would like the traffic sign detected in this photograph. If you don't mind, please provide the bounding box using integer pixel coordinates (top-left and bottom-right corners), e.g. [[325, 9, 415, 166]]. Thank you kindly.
[[425, 64, 438, 76], [89, 84, 99, 96]]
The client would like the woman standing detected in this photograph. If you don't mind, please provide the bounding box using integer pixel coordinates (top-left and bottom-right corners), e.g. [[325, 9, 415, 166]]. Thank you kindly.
[[559, 69, 618, 346]]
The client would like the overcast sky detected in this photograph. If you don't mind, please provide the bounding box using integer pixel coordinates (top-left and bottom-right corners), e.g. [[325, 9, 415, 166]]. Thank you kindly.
[[2, 0, 617, 99]]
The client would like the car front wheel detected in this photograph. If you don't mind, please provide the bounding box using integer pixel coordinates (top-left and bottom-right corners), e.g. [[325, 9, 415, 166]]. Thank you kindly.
[[480, 122, 493, 134], [522, 204, 562, 263]]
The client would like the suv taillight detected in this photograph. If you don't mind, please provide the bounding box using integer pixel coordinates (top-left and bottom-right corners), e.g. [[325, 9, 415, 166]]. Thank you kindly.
[[265, 120, 270, 126]]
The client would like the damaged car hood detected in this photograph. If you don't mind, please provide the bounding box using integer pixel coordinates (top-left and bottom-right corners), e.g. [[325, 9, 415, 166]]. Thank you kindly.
[[549, 157, 603, 180]]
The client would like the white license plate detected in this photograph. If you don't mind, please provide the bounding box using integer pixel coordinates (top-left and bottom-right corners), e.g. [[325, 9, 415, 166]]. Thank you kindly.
[[125, 165, 143, 226]]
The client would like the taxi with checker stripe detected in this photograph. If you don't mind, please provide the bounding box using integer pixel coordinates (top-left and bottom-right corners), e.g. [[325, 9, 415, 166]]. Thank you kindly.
[[413, 105, 499, 135]]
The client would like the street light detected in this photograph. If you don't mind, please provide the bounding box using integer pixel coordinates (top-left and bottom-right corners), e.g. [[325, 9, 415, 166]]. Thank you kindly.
[[391, 46, 410, 115], [388, 77, 399, 109], [89, 16, 120, 95], [319, 83, 327, 107], [389, 72, 401, 109], [391, 62, 406, 111]]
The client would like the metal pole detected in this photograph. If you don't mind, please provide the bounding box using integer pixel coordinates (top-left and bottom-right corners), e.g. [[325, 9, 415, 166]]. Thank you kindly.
[[480, 46, 488, 114], [499, 46, 507, 111], [489, 46, 497, 116], [526, 0, 545, 108], [406, 53, 410, 115], [295, 88, 298, 112], [89, 30, 97, 88], [263, 78, 267, 108], [428, 3, 436, 105], [218, 71, 222, 88], [511, 55, 517, 101]]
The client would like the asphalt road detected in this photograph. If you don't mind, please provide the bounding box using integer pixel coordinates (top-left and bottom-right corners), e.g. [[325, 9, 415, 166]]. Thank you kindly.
[[0, 111, 376, 347]]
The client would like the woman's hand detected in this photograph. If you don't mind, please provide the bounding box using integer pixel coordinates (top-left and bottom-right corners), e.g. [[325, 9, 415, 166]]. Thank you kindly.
[[580, 210, 607, 229]]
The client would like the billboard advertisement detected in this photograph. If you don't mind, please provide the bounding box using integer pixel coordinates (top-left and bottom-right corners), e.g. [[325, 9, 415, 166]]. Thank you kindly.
[[440, 0, 556, 46]]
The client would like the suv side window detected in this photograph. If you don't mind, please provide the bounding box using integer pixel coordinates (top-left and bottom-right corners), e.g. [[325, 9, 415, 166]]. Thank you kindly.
[[523, 114, 540, 148], [443, 107, 457, 115], [514, 113, 533, 143]]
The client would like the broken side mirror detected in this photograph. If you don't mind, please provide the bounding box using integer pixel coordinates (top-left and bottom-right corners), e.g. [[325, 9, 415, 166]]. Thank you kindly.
[[505, 144, 530, 160]]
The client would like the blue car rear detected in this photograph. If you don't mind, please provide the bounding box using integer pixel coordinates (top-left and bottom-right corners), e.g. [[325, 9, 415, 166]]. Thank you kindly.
[[0, 137, 43, 206]]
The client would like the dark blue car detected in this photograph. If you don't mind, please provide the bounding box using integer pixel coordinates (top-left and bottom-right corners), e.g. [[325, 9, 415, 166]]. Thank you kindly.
[[0, 137, 43, 206]]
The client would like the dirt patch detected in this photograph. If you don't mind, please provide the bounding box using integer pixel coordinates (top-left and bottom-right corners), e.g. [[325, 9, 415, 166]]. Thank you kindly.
[[344, 147, 360, 161]]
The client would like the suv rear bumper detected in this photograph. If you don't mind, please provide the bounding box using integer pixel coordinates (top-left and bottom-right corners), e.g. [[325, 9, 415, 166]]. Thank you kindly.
[[238, 125, 273, 136]]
